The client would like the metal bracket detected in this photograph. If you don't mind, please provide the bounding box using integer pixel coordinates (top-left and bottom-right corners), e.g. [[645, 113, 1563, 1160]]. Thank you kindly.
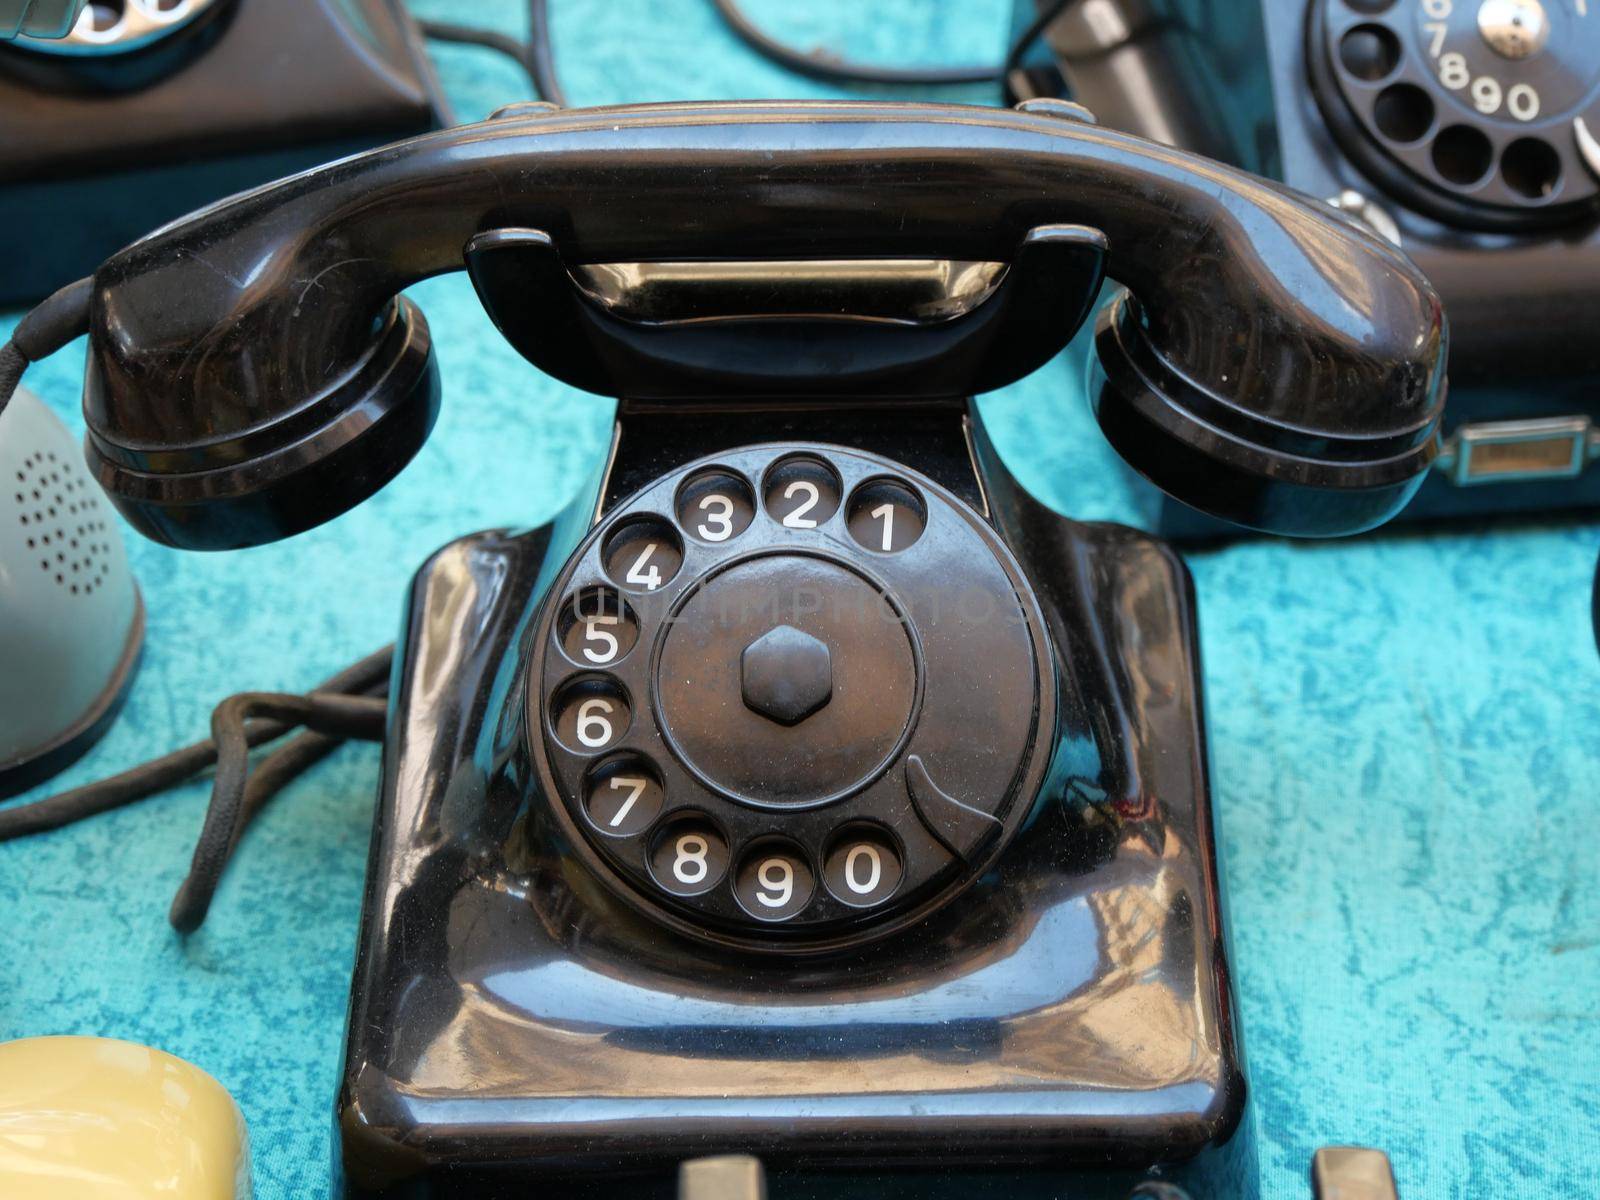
[[1312, 1146, 1400, 1200], [673, 1146, 1402, 1198], [1433, 415, 1598, 487]]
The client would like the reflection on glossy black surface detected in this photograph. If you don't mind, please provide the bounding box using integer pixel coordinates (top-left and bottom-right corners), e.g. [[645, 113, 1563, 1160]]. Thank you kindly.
[[79, 100, 1443, 548], [334, 406, 1254, 1199]]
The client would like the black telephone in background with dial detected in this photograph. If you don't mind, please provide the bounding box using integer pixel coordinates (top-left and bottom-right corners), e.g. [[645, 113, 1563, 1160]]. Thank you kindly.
[[0, 0, 443, 306], [69, 100, 1444, 1196], [1009, 0, 1600, 534]]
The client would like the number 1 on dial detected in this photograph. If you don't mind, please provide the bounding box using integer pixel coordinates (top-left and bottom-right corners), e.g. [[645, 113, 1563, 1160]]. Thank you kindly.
[[869, 502, 896, 551]]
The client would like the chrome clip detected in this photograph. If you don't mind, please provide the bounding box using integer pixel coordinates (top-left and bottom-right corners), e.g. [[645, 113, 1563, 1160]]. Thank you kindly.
[[1433, 415, 1597, 487]]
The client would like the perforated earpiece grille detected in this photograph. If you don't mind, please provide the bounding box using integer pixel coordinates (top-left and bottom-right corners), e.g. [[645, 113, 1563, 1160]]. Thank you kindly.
[[13, 448, 115, 597]]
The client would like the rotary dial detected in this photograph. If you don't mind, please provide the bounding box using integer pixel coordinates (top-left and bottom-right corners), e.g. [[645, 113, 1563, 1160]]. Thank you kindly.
[[1312, 0, 1600, 227], [527, 444, 1056, 952]]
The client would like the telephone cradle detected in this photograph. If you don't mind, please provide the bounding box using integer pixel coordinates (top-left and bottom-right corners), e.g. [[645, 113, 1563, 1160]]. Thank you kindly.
[[68, 101, 1448, 1197]]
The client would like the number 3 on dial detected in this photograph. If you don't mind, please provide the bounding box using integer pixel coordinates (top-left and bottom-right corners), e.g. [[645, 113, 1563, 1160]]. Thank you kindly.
[[697, 493, 735, 541]]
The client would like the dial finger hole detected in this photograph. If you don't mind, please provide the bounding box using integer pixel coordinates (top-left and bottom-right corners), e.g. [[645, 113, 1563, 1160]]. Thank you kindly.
[[822, 825, 904, 908], [649, 818, 729, 897], [583, 756, 664, 837], [1501, 136, 1561, 199], [557, 587, 639, 666], [733, 839, 816, 922], [677, 469, 756, 544], [846, 478, 927, 554], [762, 455, 841, 531], [604, 517, 683, 595], [1373, 83, 1435, 144], [1432, 124, 1494, 186], [552, 676, 631, 754], [1339, 24, 1400, 82], [1341, 0, 1394, 12]]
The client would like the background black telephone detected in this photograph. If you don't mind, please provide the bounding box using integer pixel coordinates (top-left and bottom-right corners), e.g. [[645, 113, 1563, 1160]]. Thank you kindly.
[[0, 0, 446, 306], [1008, 0, 1600, 533], [29, 100, 1445, 1196]]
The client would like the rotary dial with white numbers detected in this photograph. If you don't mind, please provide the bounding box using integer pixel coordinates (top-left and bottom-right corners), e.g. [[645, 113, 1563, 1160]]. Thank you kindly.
[[1312, 0, 1600, 226]]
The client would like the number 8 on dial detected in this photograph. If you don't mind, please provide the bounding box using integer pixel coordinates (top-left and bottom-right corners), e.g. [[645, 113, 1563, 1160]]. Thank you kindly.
[[650, 820, 729, 896]]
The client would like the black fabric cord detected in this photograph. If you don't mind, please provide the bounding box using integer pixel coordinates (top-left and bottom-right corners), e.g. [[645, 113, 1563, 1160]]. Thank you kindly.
[[1002, 0, 1074, 83], [0, 275, 92, 423], [12, 276, 93, 361], [417, 0, 565, 106], [0, 646, 394, 842], [416, 18, 531, 72], [0, 343, 25, 423], [168, 690, 389, 932], [525, 0, 566, 108], [710, 0, 998, 86]]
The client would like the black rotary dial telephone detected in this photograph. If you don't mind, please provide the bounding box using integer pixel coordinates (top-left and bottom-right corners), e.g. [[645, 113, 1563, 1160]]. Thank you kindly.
[[61, 101, 1443, 1196], [1008, 0, 1600, 531]]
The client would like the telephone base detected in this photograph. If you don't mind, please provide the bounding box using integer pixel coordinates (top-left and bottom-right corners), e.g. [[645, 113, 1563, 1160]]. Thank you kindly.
[[334, 421, 1255, 1199]]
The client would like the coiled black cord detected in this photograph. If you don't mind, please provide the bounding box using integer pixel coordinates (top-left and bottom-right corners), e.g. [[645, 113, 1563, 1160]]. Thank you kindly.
[[711, 0, 1075, 90], [418, 0, 565, 106], [708, 0, 996, 86], [0, 646, 395, 931], [418, 1, 1075, 106], [0, 276, 92, 422]]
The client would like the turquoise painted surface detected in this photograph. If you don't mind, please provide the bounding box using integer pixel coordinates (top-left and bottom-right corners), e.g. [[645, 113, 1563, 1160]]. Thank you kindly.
[[2, 2, 1597, 1196]]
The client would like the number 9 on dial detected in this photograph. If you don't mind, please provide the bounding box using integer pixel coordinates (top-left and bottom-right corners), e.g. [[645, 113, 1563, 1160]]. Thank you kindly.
[[733, 841, 815, 921]]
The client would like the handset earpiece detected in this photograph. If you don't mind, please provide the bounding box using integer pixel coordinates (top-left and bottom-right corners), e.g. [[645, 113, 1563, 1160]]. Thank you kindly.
[[81, 100, 1444, 549]]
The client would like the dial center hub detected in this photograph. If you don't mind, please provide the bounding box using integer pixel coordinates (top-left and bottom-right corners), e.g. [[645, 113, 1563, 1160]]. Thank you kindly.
[[655, 554, 919, 809], [1477, 0, 1550, 61]]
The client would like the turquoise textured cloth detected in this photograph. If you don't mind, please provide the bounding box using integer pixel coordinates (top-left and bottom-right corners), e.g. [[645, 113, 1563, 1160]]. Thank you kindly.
[[2, 3, 1598, 1197]]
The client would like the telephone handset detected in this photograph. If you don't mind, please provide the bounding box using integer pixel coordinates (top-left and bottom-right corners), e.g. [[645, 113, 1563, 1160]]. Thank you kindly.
[[1008, 0, 1600, 529], [69, 102, 1443, 1194], [84, 100, 1444, 545]]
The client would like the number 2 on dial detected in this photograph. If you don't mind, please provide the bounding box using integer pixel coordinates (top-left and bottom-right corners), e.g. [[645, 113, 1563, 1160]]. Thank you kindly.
[[782, 480, 821, 528]]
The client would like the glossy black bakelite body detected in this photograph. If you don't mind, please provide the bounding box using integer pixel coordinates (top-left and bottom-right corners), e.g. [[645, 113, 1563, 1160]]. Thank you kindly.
[[64, 99, 1452, 1194], [79, 100, 1445, 548], [334, 403, 1255, 1199]]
